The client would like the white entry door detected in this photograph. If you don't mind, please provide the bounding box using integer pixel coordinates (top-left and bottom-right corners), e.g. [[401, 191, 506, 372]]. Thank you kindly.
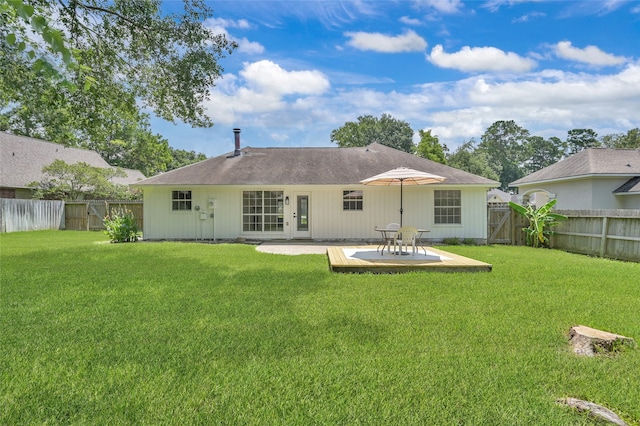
[[292, 193, 311, 239]]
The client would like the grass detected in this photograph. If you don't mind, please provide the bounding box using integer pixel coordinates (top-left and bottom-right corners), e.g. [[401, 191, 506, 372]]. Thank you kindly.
[[1, 231, 639, 425]]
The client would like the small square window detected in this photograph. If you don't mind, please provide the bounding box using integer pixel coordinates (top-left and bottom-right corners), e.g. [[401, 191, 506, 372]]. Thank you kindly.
[[172, 190, 192, 211], [343, 190, 363, 211]]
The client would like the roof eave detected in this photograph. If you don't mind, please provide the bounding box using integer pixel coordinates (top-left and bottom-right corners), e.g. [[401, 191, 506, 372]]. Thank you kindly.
[[511, 173, 640, 187]]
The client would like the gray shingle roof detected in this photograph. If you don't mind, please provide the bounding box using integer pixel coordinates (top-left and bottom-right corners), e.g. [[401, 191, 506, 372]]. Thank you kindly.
[[614, 176, 640, 194], [134, 143, 499, 187], [0, 132, 145, 188], [511, 148, 640, 187]]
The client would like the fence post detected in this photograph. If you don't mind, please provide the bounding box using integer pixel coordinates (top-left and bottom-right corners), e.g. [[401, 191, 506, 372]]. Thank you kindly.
[[599, 216, 608, 257]]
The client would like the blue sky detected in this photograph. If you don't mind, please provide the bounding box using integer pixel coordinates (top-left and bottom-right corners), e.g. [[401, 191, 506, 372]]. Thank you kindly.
[[151, 0, 640, 157]]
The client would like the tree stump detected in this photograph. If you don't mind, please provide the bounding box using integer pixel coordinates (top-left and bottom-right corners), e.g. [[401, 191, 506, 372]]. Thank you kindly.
[[557, 398, 628, 426], [568, 325, 635, 356]]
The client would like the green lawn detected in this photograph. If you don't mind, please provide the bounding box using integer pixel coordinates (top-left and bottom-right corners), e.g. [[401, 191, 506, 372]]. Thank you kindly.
[[1, 231, 639, 425]]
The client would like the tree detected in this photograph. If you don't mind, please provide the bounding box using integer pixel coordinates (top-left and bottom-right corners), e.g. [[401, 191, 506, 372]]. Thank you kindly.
[[2, 1, 230, 179], [446, 139, 499, 181], [169, 148, 208, 171], [28, 160, 140, 200], [1, 29, 201, 176], [524, 136, 566, 174], [330, 114, 414, 153], [478, 120, 530, 189], [415, 129, 447, 164], [600, 128, 640, 149], [566, 129, 600, 155], [2, 0, 236, 127]]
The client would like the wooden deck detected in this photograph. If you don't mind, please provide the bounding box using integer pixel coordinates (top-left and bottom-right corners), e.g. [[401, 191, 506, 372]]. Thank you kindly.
[[327, 246, 492, 273]]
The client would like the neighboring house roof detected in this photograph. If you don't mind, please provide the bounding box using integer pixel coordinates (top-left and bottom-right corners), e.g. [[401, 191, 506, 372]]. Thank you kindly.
[[614, 176, 640, 194], [0, 132, 145, 189], [134, 143, 499, 187], [510, 148, 640, 187]]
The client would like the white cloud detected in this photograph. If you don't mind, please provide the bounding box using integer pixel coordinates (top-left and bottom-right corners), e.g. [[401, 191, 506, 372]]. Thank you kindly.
[[512, 11, 546, 23], [415, 0, 465, 14], [200, 60, 331, 125], [399, 16, 422, 26], [554, 41, 627, 66], [204, 17, 264, 56], [345, 30, 427, 53], [428, 44, 537, 72], [237, 38, 265, 55], [205, 17, 252, 31], [416, 63, 640, 146], [240, 60, 330, 95]]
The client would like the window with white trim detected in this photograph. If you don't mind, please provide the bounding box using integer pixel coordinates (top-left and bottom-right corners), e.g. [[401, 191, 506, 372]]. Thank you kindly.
[[243, 191, 284, 232], [172, 190, 192, 211], [343, 190, 363, 211], [434, 190, 461, 224]]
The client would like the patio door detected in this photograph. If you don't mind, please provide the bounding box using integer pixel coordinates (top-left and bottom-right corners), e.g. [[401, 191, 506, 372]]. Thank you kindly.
[[293, 193, 311, 239]]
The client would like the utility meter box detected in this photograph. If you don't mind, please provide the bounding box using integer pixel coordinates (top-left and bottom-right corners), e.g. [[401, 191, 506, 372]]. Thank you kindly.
[[200, 212, 207, 220], [208, 199, 216, 209]]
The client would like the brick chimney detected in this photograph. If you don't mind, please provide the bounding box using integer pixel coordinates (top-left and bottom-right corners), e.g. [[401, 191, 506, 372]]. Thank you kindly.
[[233, 128, 241, 157]]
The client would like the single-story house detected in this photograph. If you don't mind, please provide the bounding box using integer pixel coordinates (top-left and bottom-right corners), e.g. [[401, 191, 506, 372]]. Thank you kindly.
[[510, 148, 640, 210], [487, 188, 515, 205], [134, 132, 499, 242], [0, 132, 146, 199]]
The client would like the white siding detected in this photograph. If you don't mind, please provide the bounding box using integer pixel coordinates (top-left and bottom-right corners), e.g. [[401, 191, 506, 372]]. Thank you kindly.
[[142, 184, 491, 241]]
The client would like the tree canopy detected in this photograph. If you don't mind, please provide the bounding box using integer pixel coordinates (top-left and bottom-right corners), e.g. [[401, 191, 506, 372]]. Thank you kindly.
[[2, 0, 236, 127], [446, 140, 499, 182], [415, 129, 447, 164], [330, 114, 414, 153], [1, 0, 234, 175], [478, 120, 530, 189], [29, 160, 140, 201]]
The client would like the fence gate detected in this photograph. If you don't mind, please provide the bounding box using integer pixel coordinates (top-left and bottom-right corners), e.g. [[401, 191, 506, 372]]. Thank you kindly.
[[488, 204, 513, 244], [488, 204, 528, 245], [87, 201, 108, 230]]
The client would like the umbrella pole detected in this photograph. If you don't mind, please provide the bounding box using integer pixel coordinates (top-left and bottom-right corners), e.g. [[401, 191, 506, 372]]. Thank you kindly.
[[400, 179, 403, 226]]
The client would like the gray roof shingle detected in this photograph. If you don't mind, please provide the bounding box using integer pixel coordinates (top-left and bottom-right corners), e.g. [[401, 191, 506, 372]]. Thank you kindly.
[[511, 148, 640, 186], [1, 132, 145, 188], [614, 176, 640, 194], [134, 143, 499, 186]]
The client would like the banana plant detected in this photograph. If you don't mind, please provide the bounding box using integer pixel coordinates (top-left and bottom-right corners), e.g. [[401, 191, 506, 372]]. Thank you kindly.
[[509, 199, 568, 248]]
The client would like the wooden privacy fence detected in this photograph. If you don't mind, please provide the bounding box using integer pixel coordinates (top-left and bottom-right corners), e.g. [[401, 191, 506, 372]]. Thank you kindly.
[[551, 209, 640, 262], [489, 205, 639, 262], [65, 201, 143, 231], [1, 198, 65, 232]]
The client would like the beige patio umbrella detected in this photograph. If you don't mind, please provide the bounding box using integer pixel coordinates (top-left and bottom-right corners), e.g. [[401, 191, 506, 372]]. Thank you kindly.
[[360, 166, 446, 226]]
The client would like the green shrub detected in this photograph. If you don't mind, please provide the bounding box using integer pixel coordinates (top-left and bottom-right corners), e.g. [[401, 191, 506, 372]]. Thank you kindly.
[[509, 199, 567, 248], [442, 236, 461, 245], [462, 238, 477, 245], [104, 208, 140, 243]]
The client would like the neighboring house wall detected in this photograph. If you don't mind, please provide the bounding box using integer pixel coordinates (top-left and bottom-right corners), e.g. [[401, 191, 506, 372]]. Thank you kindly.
[[618, 194, 640, 209], [516, 177, 634, 210], [511, 148, 640, 210], [142, 185, 489, 241]]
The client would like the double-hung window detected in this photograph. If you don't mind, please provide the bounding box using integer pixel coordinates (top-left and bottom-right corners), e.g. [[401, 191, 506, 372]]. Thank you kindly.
[[172, 190, 192, 211], [434, 190, 461, 224], [243, 191, 284, 232], [343, 190, 363, 211]]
